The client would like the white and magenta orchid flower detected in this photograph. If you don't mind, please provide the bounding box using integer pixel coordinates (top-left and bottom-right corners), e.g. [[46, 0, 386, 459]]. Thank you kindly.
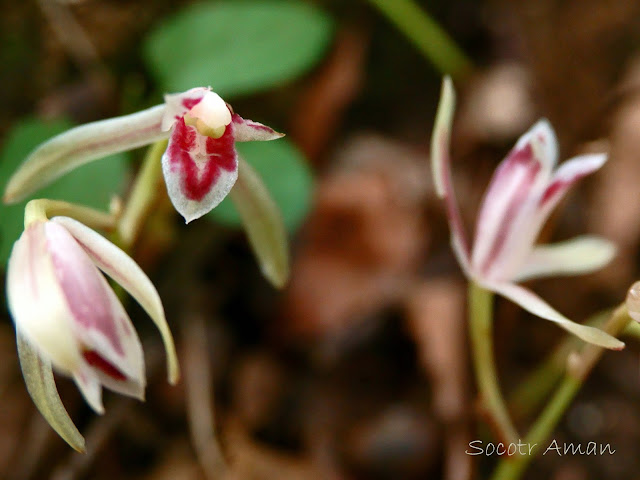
[[431, 77, 623, 350], [3, 87, 283, 223], [7, 212, 178, 449]]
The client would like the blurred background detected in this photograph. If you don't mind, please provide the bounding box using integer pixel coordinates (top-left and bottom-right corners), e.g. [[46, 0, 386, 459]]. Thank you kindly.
[[2, 0, 640, 479]]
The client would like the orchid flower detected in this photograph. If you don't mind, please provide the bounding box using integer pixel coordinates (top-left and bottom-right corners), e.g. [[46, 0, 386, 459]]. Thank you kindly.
[[7, 208, 179, 451], [431, 77, 623, 350], [3, 88, 283, 223]]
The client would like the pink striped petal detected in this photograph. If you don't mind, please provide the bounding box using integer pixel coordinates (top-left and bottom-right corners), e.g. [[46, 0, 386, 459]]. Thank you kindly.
[[471, 120, 556, 277], [485, 281, 624, 349], [430, 77, 471, 268], [232, 114, 284, 142], [538, 153, 607, 217], [51, 216, 180, 385], [515, 236, 616, 282], [44, 222, 145, 399], [162, 117, 238, 223]]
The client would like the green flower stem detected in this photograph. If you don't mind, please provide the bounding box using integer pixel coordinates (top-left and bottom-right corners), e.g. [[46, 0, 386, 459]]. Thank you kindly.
[[491, 304, 632, 480], [469, 281, 519, 444], [24, 198, 116, 230], [117, 139, 167, 248], [366, 0, 472, 78], [622, 318, 640, 340], [508, 310, 610, 421]]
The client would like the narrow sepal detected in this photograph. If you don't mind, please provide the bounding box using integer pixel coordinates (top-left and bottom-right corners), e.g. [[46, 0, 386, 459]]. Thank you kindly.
[[539, 153, 607, 212], [4, 105, 167, 203], [232, 114, 284, 142], [51, 216, 180, 385], [487, 281, 625, 350], [17, 332, 86, 452], [429, 76, 471, 265], [230, 157, 290, 288], [515, 236, 616, 282]]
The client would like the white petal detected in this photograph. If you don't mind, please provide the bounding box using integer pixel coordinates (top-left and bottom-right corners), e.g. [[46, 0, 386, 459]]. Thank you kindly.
[[51, 216, 180, 385], [230, 157, 289, 288], [232, 114, 284, 142], [3, 105, 167, 203], [7, 222, 81, 373], [16, 332, 85, 452], [485, 281, 624, 350], [515, 236, 616, 282], [429, 76, 471, 268], [73, 365, 105, 414]]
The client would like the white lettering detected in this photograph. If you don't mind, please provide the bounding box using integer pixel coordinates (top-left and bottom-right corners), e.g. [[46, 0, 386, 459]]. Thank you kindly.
[[466, 440, 484, 455]]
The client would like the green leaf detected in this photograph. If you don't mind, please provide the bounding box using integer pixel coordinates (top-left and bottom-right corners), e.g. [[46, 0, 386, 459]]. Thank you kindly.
[[143, 0, 334, 97], [209, 138, 313, 232], [0, 118, 128, 267]]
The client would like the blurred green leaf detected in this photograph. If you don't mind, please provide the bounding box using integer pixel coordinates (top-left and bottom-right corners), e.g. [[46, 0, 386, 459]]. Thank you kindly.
[[143, 0, 334, 97], [0, 118, 128, 267], [209, 138, 313, 232]]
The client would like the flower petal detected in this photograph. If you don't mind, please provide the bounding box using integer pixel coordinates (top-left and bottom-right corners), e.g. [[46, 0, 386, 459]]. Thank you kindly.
[[3, 105, 168, 204], [17, 332, 86, 452], [485, 281, 624, 349], [515, 236, 616, 282], [230, 157, 289, 288], [514, 119, 558, 170], [430, 76, 471, 267], [162, 118, 238, 223], [538, 153, 607, 216], [72, 365, 105, 414], [51, 216, 180, 385], [44, 221, 144, 386], [232, 114, 284, 142], [7, 221, 81, 373], [471, 120, 557, 278]]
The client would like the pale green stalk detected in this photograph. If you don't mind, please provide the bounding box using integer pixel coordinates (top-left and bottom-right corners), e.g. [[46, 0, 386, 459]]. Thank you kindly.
[[469, 281, 519, 444], [117, 140, 167, 248], [24, 198, 117, 230], [491, 305, 631, 480]]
